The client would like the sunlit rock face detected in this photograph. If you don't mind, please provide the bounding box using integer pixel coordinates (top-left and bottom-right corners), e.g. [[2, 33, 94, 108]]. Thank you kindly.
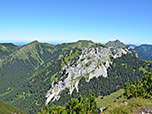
[[46, 46, 129, 105]]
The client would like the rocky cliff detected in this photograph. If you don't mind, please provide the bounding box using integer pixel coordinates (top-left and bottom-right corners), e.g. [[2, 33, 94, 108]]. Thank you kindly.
[[46, 45, 129, 104]]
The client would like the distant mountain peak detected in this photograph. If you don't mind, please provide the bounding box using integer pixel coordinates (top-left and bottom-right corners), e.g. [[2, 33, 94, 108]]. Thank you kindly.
[[58, 40, 95, 49], [105, 39, 126, 49], [76, 40, 94, 43], [115, 39, 121, 42], [0, 43, 17, 46], [21, 40, 40, 48], [28, 40, 40, 45]]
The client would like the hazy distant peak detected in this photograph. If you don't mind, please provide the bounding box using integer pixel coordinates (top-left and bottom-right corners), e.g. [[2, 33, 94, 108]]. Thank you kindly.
[[139, 44, 152, 47], [105, 39, 126, 49], [0, 43, 18, 48]]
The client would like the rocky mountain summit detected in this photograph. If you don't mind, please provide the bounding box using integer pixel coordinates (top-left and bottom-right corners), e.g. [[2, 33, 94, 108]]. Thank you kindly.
[[105, 39, 126, 49], [46, 44, 129, 104]]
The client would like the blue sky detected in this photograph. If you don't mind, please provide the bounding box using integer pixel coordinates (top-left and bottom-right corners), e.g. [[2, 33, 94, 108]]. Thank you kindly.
[[0, 0, 152, 44]]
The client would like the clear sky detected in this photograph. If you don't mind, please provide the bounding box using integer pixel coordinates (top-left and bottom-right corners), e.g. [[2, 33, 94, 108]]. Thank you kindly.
[[0, 0, 152, 44]]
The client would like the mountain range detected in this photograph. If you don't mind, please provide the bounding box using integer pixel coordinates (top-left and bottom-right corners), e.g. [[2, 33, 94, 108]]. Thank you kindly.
[[0, 40, 152, 114]]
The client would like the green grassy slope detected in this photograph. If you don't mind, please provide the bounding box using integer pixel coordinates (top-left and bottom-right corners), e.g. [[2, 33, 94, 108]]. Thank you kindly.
[[96, 89, 124, 108], [103, 98, 152, 114], [0, 101, 25, 114], [96, 89, 152, 114], [96, 73, 152, 114]]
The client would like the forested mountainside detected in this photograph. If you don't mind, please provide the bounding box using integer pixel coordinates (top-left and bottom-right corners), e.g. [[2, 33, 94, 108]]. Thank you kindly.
[[0, 43, 20, 58], [0, 40, 152, 114], [39, 73, 152, 114], [129, 44, 152, 61], [0, 100, 25, 114], [0, 40, 57, 95]]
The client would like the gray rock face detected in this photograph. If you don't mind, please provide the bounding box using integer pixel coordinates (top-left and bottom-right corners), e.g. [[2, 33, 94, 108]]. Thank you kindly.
[[45, 46, 129, 105]]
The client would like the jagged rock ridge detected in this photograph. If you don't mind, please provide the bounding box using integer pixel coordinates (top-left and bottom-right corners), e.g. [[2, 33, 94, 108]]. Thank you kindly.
[[46, 45, 129, 104]]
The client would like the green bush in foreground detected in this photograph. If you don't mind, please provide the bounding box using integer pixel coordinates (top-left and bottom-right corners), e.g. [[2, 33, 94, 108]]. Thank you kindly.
[[39, 74, 152, 114], [103, 74, 152, 114], [38, 90, 98, 114], [124, 73, 152, 99]]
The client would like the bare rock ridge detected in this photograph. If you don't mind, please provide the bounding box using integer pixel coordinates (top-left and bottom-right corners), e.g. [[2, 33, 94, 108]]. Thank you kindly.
[[45, 41, 129, 105]]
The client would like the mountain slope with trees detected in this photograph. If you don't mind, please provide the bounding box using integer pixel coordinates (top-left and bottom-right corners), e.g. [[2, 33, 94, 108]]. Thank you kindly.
[[103, 74, 152, 114], [0, 40, 152, 114], [0, 40, 58, 95], [0, 43, 19, 58], [38, 74, 152, 114], [129, 44, 152, 61]]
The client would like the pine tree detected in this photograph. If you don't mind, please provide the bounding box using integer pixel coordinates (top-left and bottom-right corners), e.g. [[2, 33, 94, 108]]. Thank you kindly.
[[142, 73, 152, 98], [87, 90, 98, 114], [124, 73, 152, 99], [39, 91, 98, 114], [78, 93, 83, 103], [66, 98, 78, 114], [124, 82, 132, 99]]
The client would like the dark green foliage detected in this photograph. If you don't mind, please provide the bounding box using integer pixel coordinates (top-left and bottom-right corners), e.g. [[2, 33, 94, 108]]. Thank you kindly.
[[124, 74, 152, 99], [50, 88, 74, 107], [39, 91, 98, 114], [86, 90, 98, 114], [142, 74, 152, 95]]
